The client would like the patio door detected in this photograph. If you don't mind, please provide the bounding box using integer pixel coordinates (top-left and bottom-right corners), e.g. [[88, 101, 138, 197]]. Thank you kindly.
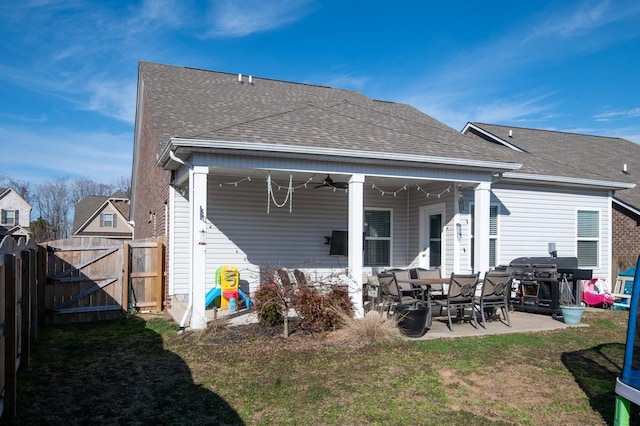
[[419, 203, 445, 271]]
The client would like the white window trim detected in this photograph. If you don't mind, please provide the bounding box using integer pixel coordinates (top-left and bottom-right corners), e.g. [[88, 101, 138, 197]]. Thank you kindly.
[[1, 209, 17, 226], [576, 209, 600, 268], [364, 207, 393, 267], [101, 212, 115, 228]]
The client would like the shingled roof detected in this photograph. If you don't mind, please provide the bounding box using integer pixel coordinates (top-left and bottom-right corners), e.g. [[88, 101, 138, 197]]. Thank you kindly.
[[72, 193, 130, 234], [138, 62, 522, 166], [466, 123, 640, 210]]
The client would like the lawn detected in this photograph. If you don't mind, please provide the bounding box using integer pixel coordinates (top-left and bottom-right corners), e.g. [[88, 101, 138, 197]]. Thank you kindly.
[[6, 309, 635, 425]]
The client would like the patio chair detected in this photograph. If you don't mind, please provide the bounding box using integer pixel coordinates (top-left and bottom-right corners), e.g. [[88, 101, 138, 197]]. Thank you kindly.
[[411, 267, 445, 315], [474, 270, 513, 328], [293, 268, 311, 287], [434, 272, 480, 331], [377, 272, 423, 314], [277, 267, 298, 290]]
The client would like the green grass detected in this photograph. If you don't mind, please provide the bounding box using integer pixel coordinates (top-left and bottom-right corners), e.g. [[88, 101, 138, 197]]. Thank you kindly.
[[6, 309, 636, 425]]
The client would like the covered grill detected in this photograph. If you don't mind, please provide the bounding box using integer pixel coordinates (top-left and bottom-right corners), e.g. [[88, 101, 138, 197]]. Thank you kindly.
[[508, 256, 592, 317]]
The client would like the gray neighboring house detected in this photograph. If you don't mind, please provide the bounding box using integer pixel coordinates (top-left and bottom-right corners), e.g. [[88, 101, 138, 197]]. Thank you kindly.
[[72, 191, 133, 240], [462, 123, 640, 277], [131, 62, 634, 329], [0, 187, 32, 240]]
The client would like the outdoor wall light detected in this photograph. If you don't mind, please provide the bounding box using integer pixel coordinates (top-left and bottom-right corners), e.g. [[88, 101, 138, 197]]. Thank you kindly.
[[458, 191, 465, 213]]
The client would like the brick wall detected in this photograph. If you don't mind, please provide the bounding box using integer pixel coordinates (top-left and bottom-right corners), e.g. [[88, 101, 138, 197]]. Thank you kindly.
[[612, 205, 640, 256], [132, 94, 170, 239], [612, 205, 640, 274]]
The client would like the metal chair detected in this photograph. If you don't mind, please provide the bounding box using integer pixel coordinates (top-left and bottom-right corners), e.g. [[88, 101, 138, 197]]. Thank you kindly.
[[434, 272, 480, 331], [474, 270, 513, 327], [377, 272, 423, 314]]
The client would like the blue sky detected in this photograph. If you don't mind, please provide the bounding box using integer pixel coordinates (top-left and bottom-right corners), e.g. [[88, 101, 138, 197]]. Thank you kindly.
[[1, 0, 639, 185]]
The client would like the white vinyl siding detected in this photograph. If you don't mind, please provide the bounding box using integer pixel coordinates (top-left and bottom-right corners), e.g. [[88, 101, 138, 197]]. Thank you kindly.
[[170, 190, 191, 299], [490, 184, 610, 279]]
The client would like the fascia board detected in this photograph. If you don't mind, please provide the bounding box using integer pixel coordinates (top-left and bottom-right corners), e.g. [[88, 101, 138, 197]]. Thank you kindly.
[[158, 137, 522, 173], [501, 172, 636, 190], [462, 123, 525, 152], [613, 198, 640, 217]]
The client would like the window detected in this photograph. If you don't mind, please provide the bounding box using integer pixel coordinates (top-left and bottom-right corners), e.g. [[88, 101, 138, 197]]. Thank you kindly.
[[577, 210, 599, 267], [100, 212, 116, 228], [470, 204, 499, 269], [1, 209, 18, 226], [364, 209, 392, 267]]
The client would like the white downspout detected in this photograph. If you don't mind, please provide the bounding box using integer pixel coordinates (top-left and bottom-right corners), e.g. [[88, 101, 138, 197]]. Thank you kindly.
[[169, 150, 195, 332]]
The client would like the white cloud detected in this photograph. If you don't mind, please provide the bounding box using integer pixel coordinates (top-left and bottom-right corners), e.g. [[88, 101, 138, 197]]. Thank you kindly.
[[206, 0, 314, 38], [594, 107, 640, 121], [85, 79, 138, 125], [0, 126, 132, 184]]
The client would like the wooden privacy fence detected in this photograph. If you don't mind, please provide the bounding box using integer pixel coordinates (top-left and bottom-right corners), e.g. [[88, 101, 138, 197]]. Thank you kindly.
[[0, 235, 43, 419], [43, 237, 166, 324], [0, 236, 165, 420]]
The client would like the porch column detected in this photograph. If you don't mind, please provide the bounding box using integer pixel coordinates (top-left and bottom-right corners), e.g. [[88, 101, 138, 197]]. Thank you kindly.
[[473, 181, 491, 274], [190, 166, 209, 330], [348, 174, 365, 318]]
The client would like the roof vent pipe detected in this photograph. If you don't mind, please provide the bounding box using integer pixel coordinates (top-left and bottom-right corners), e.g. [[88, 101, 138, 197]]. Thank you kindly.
[[623, 163, 628, 173], [238, 73, 243, 84], [508, 129, 513, 138], [249, 75, 253, 85]]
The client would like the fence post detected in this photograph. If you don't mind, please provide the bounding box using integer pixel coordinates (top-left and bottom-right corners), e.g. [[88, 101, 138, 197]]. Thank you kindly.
[[122, 242, 130, 313], [20, 250, 31, 371], [4, 253, 16, 418], [36, 245, 46, 326]]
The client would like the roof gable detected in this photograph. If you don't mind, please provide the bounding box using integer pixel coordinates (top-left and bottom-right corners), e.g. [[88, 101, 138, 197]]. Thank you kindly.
[[466, 122, 640, 208]]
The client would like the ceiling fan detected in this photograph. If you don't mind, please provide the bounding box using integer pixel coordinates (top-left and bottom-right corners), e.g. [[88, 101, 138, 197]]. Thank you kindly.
[[314, 175, 348, 190]]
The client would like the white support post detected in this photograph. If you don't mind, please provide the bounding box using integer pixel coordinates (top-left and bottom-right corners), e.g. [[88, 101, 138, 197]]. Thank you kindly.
[[348, 174, 365, 318], [190, 166, 209, 330], [473, 181, 491, 275]]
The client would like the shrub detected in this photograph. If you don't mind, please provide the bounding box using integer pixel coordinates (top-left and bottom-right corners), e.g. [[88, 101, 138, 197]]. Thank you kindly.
[[329, 310, 403, 346], [293, 285, 354, 332], [253, 283, 284, 326]]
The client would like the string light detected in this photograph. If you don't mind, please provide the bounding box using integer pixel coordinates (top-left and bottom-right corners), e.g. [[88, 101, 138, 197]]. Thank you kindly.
[[415, 184, 451, 198], [218, 176, 252, 187], [370, 183, 408, 197]]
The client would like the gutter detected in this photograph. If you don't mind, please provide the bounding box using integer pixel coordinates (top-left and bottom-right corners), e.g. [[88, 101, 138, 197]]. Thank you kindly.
[[501, 172, 636, 190], [158, 137, 522, 173], [168, 149, 194, 331]]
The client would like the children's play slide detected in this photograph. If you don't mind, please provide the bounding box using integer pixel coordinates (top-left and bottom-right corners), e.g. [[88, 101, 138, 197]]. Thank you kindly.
[[205, 286, 251, 309]]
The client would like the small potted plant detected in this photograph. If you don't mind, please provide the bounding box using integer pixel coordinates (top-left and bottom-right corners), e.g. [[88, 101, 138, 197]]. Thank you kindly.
[[559, 278, 585, 325]]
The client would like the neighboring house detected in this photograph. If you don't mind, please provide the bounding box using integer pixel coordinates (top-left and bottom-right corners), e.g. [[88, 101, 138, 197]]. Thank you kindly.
[[462, 123, 640, 278], [131, 62, 634, 329], [0, 187, 32, 240], [72, 191, 133, 240]]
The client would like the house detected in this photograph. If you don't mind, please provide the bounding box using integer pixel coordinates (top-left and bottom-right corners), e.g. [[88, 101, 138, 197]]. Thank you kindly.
[[0, 187, 32, 240], [131, 62, 634, 329], [462, 123, 640, 278], [71, 191, 133, 240]]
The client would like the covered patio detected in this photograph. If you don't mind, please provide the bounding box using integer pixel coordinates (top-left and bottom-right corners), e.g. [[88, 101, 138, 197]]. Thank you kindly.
[[159, 139, 521, 329]]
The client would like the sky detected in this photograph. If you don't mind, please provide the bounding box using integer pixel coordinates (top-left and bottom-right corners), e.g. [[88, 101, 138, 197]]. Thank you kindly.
[[1, 0, 640, 186]]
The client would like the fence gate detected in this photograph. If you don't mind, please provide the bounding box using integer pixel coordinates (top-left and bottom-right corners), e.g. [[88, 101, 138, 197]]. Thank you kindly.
[[125, 240, 165, 313], [45, 238, 124, 324]]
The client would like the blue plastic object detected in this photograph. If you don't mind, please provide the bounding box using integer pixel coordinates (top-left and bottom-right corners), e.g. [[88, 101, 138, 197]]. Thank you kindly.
[[615, 255, 640, 425], [205, 286, 252, 309]]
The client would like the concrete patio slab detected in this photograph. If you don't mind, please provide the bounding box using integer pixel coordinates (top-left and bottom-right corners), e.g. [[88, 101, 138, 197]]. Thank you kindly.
[[167, 299, 586, 339]]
